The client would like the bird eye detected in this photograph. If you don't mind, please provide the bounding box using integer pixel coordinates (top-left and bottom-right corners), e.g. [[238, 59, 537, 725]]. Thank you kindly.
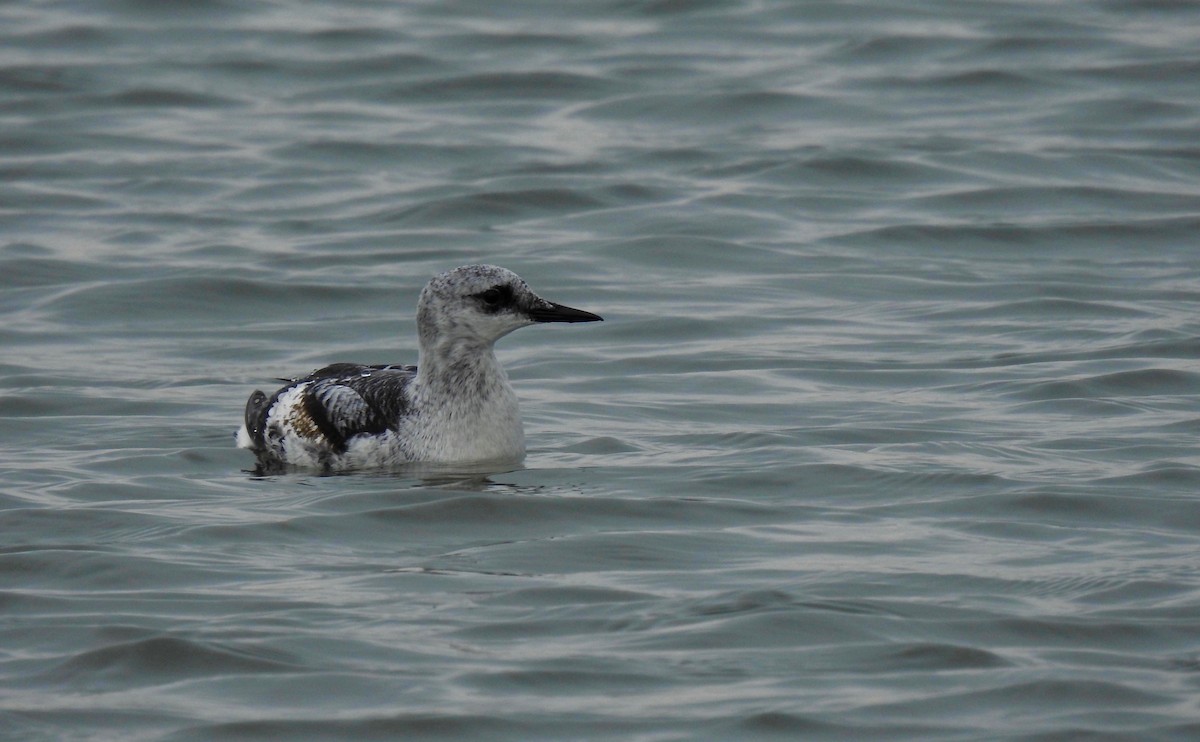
[[476, 285, 513, 312]]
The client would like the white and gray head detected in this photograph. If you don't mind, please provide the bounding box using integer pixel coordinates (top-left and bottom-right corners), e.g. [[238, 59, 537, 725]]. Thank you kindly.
[[415, 264, 601, 352]]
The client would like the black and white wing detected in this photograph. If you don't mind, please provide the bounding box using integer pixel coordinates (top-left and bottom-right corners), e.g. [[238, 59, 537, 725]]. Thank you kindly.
[[244, 363, 416, 456]]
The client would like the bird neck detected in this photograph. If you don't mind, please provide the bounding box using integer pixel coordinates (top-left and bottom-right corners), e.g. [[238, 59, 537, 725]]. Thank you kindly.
[[415, 336, 507, 397]]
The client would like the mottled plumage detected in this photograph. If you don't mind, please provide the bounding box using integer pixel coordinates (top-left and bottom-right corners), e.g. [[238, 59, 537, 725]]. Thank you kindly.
[[236, 265, 601, 472]]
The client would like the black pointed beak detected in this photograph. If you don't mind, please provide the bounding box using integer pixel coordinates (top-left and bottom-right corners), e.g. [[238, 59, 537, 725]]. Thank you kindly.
[[528, 300, 603, 323]]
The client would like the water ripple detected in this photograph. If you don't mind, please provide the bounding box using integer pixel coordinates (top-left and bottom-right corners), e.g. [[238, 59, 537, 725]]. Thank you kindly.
[[2, 0, 1200, 739]]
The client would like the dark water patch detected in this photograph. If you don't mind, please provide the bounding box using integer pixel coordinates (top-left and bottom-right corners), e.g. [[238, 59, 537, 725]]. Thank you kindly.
[[1093, 464, 1200, 491], [975, 33, 1114, 59], [881, 642, 1011, 671], [0, 391, 202, 433], [862, 678, 1173, 720], [687, 461, 1012, 505], [465, 666, 666, 694], [1039, 96, 1196, 127], [786, 153, 970, 189], [830, 33, 976, 64], [0, 184, 113, 213], [801, 415, 980, 448], [267, 139, 487, 169], [1000, 398, 1149, 420], [630, 0, 746, 16], [615, 603, 880, 651], [907, 185, 1200, 216], [973, 615, 1197, 652], [215, 51, 439, 83], [691, 430, 808, 452], [402, 71, 617, 102], [1167, 653, 1200, 672], [0, 241, 52, 258], [165, 715, 539, 742], [0, 255, 123, 289], [480, 584, 659, 608], [1073, 578, 1196, 608], [9, 23, 118, 49], [0, 130, 86, 157], [180, 491, 780, 560], [949, 335, 1200, 368], [0, 508, 183, 547], [556, 435, 643, 454], [39, 274, 396, 327], [300, 26, 411, 45], [920, 297, 1154, 321], [688, 588, 799, 618], [107, 0, 254, 17], [864, 68, 1052, 98], [1106, 0, 1200, 10], [110, 175, 229, 200], [935, 485, 1200, 534], [434, 528, 761, 582], [377, 187, 605, 226], [0, 63, 95, 95], [837, 216, 1200, 252], [935, 70, 1047, 92], [44, 635, 301, 687], [594, 235, 784, 272], [101, 87, 243, 109], [0, 548, 231, 591], [581, 89, 874, 127], [1017, 369, 1200, 401], [1073, 58, 1200, 89], [2, 709, 183, 742], [722, 712, 959, 741], [438, 30, 592, 52]]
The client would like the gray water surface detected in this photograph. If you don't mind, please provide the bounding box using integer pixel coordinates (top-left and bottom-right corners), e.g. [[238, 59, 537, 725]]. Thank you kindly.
[[3, 1, 1200, 740]]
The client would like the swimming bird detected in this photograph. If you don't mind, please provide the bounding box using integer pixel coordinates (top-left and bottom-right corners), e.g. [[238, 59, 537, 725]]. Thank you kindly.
[[236, 264, 602, 472]]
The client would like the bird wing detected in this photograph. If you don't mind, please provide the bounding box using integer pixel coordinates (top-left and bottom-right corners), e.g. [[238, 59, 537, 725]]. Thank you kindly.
[[299, 364, 416, 452], [245, 364, 416, 455]]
